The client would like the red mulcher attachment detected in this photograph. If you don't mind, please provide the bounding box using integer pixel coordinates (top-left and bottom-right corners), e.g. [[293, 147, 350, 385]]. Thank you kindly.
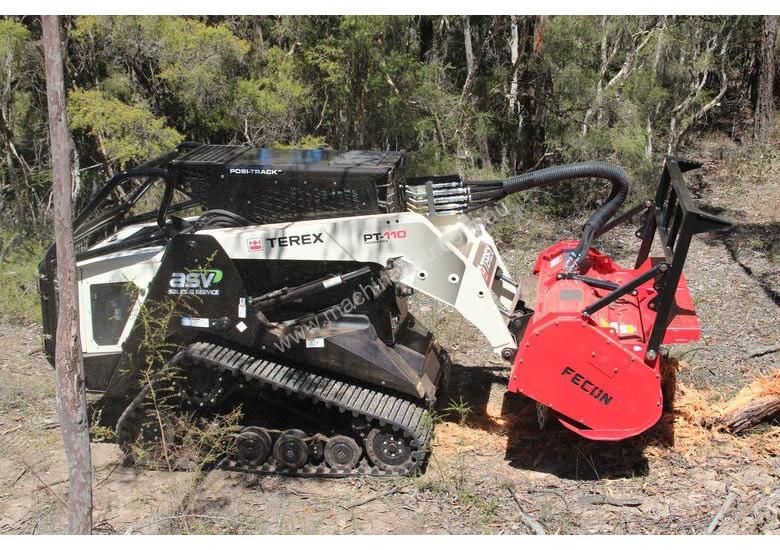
[[507, 158, 731, 440]]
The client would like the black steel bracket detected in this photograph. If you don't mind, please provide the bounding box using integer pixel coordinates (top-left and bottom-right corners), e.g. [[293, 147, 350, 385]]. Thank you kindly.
[[634, 157, 731, 358], [581, 262, 668, 318], [557, 272, 620, 291]]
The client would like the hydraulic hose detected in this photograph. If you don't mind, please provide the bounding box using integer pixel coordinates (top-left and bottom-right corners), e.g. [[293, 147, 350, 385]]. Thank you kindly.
[[497, 162, 629, 271]]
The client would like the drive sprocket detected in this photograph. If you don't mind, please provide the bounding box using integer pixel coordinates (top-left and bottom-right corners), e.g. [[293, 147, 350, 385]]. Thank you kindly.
[[364, 428, 414, 472]]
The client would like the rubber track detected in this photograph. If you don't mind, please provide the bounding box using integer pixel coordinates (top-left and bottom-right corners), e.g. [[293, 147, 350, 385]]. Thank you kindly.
[[171, 341, 433, 477]]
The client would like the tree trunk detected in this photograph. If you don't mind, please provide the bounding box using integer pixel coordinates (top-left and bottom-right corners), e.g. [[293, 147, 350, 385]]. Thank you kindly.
[[463, 16, 475, 77], [517, 16, 550, 170], [41, 14, 93, 535], [509, 15, 520, 117], [533, 15, 547, 55], [754, 15, 778, 143], [252, 16, 265, 51], [419, 16, 434, 62], [458, 16, 493, 171]]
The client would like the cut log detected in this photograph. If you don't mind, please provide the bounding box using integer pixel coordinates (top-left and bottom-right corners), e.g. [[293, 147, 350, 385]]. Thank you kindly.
[[719, 395, 780, 434]]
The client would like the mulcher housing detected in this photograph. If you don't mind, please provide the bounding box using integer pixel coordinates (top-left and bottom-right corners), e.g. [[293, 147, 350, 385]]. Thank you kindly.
[[39, 142, 729, 476]]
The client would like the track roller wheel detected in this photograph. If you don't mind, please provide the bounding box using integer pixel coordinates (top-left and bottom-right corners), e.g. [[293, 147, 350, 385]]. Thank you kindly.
[[272, 429, 309, 469], [324, 435, 361, 469], [236, 427, 272, 465], [365, 428, 413, 471], [174, 364, 231, 409]]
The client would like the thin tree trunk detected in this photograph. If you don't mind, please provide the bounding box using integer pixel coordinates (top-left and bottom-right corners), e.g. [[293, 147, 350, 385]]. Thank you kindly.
[[509, 15, 520, 117], [581, 16, 610, 135], [463, 16, 475, 77], [252, 16, 265, 52], [644, 115, 654, 161], [754, 15, 778, 143], [41, 14, 93, 535], [644, 17, 666, 161], [502, 15, 521, 170], [458, 16, 493, 171], [581, 16, 625, 135], [533, 15, 547, 55], [520, 15, 550, 169]]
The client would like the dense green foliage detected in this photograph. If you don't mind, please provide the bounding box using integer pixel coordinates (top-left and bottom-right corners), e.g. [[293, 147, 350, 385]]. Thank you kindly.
[[69, 88, 184, 169], [0, 15, 771, 229], [0, 15, 776, 322]]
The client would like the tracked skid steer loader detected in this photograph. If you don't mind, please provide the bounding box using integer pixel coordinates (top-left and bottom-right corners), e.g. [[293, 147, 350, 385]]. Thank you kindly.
[[38, 143, 729, 476]]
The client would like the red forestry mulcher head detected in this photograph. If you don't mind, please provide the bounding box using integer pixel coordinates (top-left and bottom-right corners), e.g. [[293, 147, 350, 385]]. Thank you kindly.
[[412, 155, 730, 440], [504, 158, 731, 439]]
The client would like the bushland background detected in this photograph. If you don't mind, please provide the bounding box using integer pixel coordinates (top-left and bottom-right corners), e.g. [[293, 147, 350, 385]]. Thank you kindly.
[[0, 16, 777, 317], [0, 15, 778, 534]]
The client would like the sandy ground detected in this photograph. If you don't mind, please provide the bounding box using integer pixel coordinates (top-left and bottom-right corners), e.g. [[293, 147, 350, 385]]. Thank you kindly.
[[0, 137, 778, 534]]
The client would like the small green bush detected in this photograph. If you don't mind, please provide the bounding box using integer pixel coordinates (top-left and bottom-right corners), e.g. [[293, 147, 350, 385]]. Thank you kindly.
[[0, 232, 46, 323]]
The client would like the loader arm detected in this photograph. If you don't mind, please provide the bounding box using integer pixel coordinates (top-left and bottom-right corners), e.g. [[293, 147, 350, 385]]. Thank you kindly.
[[200, 211, 525, 355]]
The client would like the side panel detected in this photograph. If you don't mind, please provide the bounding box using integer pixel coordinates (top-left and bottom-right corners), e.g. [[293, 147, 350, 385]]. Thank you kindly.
[[509, 316, 663, 440], [105, 234, 444, 401], [99, 234, 253, 399], [125, 234, 255, 351], [78, 246, 164, 355]]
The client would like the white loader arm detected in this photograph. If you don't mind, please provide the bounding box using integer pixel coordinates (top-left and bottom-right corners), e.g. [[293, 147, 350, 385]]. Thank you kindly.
[[202, 211, 523, 354]]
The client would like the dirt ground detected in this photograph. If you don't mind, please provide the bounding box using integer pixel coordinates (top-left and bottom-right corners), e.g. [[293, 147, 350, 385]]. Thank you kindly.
[[1, 137, 778, 535]]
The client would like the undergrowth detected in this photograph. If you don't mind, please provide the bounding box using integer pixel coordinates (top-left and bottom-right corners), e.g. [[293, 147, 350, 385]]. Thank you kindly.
[[117, 253, 245, 477], [0, 231, 46, 323]]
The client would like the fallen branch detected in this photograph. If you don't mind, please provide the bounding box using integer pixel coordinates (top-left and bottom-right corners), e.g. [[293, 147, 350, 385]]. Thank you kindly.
[[13, 468, 27, 485], [36, 478, 68, 489], [507, 487, 546, 535], [96, 463, 121, 487], [577, 494, 642, 507], [706, 492, 737, 534], [744, 343, 780, 360], [1, 425, 22, 436], [126, 514, 253, 534], [341, 481, 413, 510], [19, 458, 67, 509], [719, 395, 780, 434]]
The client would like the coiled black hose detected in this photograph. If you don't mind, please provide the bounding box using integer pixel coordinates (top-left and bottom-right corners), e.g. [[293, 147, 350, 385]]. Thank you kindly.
[[191, 209, 252, 229], [479, 162, 630, 271]]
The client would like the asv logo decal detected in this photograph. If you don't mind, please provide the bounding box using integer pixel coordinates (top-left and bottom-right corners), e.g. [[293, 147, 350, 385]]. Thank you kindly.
[[363, 229, 408, 245], [168, 269, 223, 296]]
